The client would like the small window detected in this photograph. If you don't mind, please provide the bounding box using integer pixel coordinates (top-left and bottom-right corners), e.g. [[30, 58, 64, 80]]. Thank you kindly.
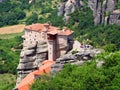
[[118, 16, 120, 19]]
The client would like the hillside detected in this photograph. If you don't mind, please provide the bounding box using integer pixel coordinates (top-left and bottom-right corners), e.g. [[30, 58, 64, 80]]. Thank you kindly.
[[0, 36, 22, 90], [31, 51, 120, 90], [30, 38, 120, 90], [0, 36, 22, 74], [0, 0, 61, 27], [0, 0, 120, 90], [0, 25, 25, 34], [0, 74, 16, 90]]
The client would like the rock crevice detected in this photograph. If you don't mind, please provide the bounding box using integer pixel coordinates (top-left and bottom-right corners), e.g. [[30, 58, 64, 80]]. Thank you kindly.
[[16, 41, 48, 86], [58, 0, 120, 26]]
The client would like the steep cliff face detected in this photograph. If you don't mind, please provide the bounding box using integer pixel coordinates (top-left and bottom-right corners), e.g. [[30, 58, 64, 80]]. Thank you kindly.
[[88, 0, 120, 25], [109, 10, 120, 25], [16, 39, 102, 86], [16, 41, 48, 86], [50, 40, 104, 75], [58, 0, 120, 26], [58, 0, 82, 24], [15, 23, 74, 86]]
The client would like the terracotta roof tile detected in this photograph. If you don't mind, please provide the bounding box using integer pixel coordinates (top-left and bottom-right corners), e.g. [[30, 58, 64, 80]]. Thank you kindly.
[[25, 23, 45, 32], [47, 30, 58, 35], [58, 29, 74, 36], [25, 23, 73, 35], [17, 60, 55, 90]]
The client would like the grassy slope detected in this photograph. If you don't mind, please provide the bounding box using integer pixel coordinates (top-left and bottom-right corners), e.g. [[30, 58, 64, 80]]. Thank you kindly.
[[0, 33, 23, 39], [0, 25, 25, 34], [0, 74, 16, 90]]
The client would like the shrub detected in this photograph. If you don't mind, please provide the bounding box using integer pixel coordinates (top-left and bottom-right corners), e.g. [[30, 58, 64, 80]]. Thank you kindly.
[[26, 12, 38, 25], [104, 44, 117, 52], [31, 51, 120, 90]]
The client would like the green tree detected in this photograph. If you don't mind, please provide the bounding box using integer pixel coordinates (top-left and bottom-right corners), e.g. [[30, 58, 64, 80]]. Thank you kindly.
[[31, 51, 120, 90], [104, 44, 117, 52], [26, 12, 38, 25]]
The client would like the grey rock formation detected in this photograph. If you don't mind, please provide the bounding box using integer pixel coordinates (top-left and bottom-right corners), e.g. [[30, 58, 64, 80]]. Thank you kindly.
[[58, 0, 120, 26], [109, 10, 120, 25], [51, 48, 103, 75], [88, 0, 119, 26], [106, 0, 116, 12], [16, 41, 48, 86], [29, 0, 34, 4], [58, 3, 65, 16], [58, 0, 82, 24], [96, 60, 105, 68]]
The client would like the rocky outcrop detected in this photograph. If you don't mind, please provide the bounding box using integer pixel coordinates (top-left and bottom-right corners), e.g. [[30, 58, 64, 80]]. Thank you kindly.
[[51, 48, 103, 75], [58, 0, 82, 24], [109, 10, 120, 25], [16, 41, 48, 86], [29, 0, 34, 4], [58, 0, 120, 26], [88, 0, 120, 26], [58, 3, 65, 16]]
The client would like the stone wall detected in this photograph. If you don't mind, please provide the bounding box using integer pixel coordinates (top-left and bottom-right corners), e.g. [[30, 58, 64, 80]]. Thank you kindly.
[[24, 30, 47, 45], [16, 32, 74, 86]]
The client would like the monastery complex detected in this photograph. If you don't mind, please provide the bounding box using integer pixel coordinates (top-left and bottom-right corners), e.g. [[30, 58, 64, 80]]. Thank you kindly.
[[23, 23, 74, 61]]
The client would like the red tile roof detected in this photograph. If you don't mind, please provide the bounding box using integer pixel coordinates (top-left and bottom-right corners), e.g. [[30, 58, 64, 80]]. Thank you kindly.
[[17, 60, 55, 90], [47, 30, 58, 35], [25, 23, 45, 32], [25, 23, 73, 36], [58, 29, 74, 36]]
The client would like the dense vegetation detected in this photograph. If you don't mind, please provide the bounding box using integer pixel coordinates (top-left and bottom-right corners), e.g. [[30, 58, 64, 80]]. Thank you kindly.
[[0, 0, 61, 27], [0, 74, 16, 90], [31, 51, 120, 90], [0, 36, 22, 74], [0, 0, 27, 27]]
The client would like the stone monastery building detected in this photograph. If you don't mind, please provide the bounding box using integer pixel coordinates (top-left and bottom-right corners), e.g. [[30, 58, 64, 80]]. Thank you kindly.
[[23, 23, 74, 60], [16, 23, 74, 87]]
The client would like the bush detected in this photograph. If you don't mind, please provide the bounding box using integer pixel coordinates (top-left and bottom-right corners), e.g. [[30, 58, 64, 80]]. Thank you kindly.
[[104, 44, 117, 52], [0, 36, 22, 74], [31, 51, 120, 90], [26, 12, 38, 25]]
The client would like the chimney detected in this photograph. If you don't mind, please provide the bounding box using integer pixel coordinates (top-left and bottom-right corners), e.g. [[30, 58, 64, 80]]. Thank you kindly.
[[62, 27, 67, 31], [44, 23, 50, 31]]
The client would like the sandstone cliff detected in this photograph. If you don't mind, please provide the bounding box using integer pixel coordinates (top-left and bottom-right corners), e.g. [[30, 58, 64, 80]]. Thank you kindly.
[[58, 0, 120, 26], [16, 41, 48, 86], [16, 38, 102, 87], [58, 0, 82, 24], [88, 0, 120, 26], [50, 41, 103, 75]]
